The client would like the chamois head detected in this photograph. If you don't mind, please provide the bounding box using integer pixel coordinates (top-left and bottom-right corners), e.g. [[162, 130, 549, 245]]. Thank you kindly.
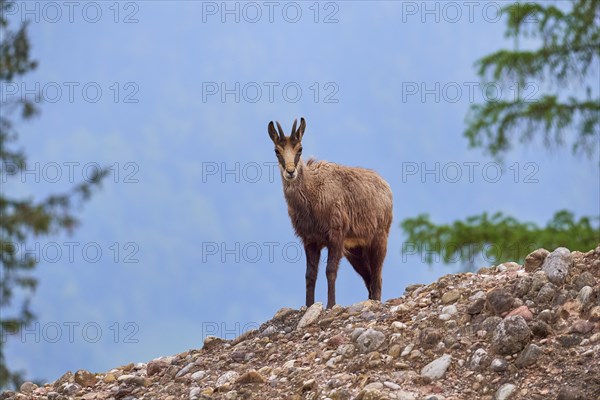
[[268, 118, 306, 182]]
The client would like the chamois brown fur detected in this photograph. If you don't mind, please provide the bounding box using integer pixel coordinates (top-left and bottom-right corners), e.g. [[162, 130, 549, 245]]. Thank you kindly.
[[268, 118, 393, 308]]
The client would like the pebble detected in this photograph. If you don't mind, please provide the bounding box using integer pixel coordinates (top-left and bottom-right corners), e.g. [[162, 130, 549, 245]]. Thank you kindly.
[[189, 387, 201, 399], [524, 248, 549, 272], [491, 315, 531, 355], [383, 381, 401, 390], [441, 305, 457, 315], [441, 289, 460, 304], [541, 247, 571, 285], [401, 343, 414, 357], [19, 382, 38, 393], [297, 302, 323, 329], [506, 305, 533, 321], [355, 328, 386, 353], [215, 371, 239, 388], [420, 354, 452, 380], [495, 383, 517, 400], [191, 371, 205, 380], [577, 286, 593, 305], [515, 343, 541, 368]]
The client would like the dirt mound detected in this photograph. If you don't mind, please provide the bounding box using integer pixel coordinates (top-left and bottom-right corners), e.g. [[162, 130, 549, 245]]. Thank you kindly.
[[4, 245, 600, 400]]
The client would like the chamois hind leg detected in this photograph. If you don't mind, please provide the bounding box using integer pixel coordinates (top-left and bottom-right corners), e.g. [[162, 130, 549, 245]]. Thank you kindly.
[[368, 236, 388, 301], [345, 246, 372, 298]]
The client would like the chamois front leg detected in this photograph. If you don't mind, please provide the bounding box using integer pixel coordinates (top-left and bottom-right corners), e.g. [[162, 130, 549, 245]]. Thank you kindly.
[[325, 240, 344, 309], [304, 243, 321, 307]]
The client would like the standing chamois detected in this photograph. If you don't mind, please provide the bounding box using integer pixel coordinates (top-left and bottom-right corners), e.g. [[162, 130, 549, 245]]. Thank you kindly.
[[268, 118, 393, 308]]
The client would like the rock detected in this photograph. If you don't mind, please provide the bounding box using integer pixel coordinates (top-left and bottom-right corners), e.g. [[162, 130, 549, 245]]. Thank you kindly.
[[524, 248, 549, 272], [74, 369, 97, 387], [388, 344, 402, 358], [236, 369, 265, 384], [118, 374, 146, 386], [19, 381, 37, 393], [355, 328, 386, 353], [573, 272, 595, 291], [420, 354, 452, 380], [489, 358, 508, 372], [536, 283, 557, 304], [102, 373, 116, 383], [356, 388, 384, 400], [203, 335, 226, 350], [491, 315, 531, 355], [505, 305, 533, 321], [557, 335, 582, 348], [495, 383, 517, 400], [53, 371, 74, 389], [419, 328, 442, 350], [191, 370, 205, 380], [469, 348, 489, 371], [511, 276, 532, 297], [189, 387, 201, 398], [486, 289, 514, 315], [441, 305, 457, 315], [391, 321, 407, 331], [216, 371, 239, 388], [530, 321, 551, 337], [467, 298, 486, 314], [570, 320, 595, 334], [577, 286, 593, 306], [441, 289, 460, 304], [529, 271, 549, 296], [261, 325, 276, 336], [364, 382, 383, 390], [481, 316, 502, 335], [147, 360, 169, 376], [541, 247, 571, 285], [556, 386, 585, 400], [514, 343, 541, 368], [396, 391, 417, 400], [383, 381, 401, 390], [273, 307, 295, 320], [297, 302, 323, 329], [61, 383, 81, 396]]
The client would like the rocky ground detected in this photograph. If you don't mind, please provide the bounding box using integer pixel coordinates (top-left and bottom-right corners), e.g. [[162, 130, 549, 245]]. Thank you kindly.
[[3, 245, 600, 400]]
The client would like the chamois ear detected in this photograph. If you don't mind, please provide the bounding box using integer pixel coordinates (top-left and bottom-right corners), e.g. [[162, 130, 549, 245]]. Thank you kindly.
[[296, 117, 306, 141], [268, 121, 279, 144]]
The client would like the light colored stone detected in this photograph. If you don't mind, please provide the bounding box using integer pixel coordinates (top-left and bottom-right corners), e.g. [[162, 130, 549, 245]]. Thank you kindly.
[[297, 302, 324, 329], [542, 247, 571, 285], [420, 354, 452, 380], [495, 383, 517, 400]]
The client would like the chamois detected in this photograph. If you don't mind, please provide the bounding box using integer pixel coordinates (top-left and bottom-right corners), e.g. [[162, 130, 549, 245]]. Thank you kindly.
[[268, 118, 393, 308]]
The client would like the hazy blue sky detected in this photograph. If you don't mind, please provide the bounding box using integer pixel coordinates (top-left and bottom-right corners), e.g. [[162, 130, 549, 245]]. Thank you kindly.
[[2, 0, 598, 384]]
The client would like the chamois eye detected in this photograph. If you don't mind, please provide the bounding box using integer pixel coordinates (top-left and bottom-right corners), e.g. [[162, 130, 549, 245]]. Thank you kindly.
[[274, 149, 281, 156], [298, 147, 303, 154]]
